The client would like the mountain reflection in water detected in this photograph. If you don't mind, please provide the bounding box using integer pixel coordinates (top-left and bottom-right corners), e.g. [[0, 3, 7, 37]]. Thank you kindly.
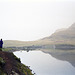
[[42, 49, 75, 68], [14, 50, 75, 75]]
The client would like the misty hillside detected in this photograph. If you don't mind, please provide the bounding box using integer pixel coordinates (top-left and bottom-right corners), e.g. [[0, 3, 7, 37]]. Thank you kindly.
[[40, 23, 75, 45], [44, 23, 75, 40], [4, 23, 75, 47]]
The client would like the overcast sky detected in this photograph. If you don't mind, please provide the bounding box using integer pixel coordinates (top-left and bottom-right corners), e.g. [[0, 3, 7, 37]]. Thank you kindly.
[[0, 0, 75, 41]]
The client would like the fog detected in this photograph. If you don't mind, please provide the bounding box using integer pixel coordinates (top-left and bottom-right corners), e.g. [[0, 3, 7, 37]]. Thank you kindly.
[[0, 0, 75, 41]]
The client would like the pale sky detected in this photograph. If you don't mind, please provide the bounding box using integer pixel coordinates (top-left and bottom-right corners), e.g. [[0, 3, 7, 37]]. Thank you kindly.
[[0, 0, 75, 41]]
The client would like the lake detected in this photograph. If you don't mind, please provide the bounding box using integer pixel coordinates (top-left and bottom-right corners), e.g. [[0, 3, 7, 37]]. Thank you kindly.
[[13, 49, 75, 75]]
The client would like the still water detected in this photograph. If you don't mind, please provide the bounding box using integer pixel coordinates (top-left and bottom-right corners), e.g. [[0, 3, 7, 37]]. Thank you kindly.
[[14, 50, 75, 75]]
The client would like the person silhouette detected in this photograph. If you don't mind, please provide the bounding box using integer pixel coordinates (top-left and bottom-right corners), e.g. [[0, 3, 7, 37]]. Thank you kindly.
[[0, 39, 3, 48]]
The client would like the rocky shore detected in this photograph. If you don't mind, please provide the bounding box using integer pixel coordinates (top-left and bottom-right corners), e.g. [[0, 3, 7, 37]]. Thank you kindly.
[[0, 50, 34, 75]]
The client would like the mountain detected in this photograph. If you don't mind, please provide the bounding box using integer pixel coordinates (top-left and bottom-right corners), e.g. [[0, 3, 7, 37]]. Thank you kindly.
[[42, 23, 75, 45], [48, 23, 75, 39], [4, 23, 75, 47]]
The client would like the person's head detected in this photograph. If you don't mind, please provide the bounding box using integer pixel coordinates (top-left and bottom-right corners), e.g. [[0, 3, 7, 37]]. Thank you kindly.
[[1, 39, 2, 41]]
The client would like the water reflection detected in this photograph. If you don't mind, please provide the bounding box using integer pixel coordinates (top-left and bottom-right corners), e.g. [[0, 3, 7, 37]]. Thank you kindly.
[[42, 49, 75, 67], [14, 50, 75, 75]]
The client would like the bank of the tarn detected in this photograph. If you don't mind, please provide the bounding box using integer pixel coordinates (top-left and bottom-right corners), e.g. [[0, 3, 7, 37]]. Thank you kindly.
[[0, 49, 34, 75]]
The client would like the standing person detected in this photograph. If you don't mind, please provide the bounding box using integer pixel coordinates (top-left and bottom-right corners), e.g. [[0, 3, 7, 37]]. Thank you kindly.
[[0, 39, 3, 48]]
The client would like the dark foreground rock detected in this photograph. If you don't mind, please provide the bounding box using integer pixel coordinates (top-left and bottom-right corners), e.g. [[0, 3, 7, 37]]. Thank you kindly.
[[0, 50, 34, 75]]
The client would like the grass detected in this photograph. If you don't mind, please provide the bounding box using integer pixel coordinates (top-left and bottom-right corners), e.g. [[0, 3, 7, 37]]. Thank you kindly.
[[2, 48, 12, 52], [0, 49, 34, 75]]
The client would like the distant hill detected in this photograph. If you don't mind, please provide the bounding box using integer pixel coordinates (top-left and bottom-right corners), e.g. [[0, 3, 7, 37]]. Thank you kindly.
[[41, 23, 75, 45], [4, 23, 75, 47], [4, 40, 34, 47], [45, 23, 75, 40]]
